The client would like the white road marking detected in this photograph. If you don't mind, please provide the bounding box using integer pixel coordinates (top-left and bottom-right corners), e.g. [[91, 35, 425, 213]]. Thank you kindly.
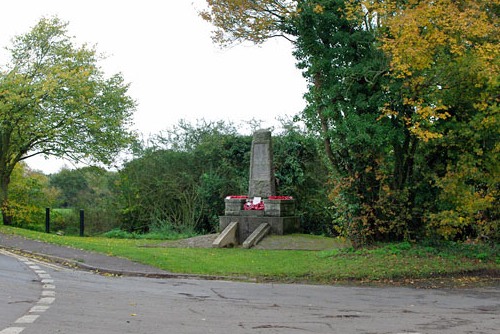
[[29, 305, 50, 313], [0, 249, 56, 334], [41, 290, 55, 297], [38, 297, 55, 305], [15, 315, 39, 324], [0, 327, 25, 334]]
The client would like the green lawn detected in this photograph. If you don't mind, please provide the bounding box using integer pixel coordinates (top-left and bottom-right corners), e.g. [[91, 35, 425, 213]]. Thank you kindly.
[[1, 225, 498, 285]]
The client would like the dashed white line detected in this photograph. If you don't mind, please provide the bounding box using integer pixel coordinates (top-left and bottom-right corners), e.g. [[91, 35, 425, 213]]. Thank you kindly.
[[0, 327, 25, 334], [38, 297, 55, 305], [14, 315, 39, 324], [0, 250, 56, 334], [29, 305, 50, 313], [41, 290, 55, 297]]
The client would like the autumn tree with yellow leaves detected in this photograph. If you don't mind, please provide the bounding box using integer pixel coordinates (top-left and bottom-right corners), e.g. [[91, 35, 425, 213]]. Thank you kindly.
[[375, 0, 500, 240]]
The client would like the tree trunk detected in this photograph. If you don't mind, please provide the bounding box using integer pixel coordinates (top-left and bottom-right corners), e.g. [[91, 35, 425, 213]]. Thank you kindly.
[[313, 73, 337, 168], [0, 173, 12, 225]]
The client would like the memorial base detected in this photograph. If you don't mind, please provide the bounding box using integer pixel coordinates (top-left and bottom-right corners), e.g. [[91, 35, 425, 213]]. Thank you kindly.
[[219, 216, 299, 244]]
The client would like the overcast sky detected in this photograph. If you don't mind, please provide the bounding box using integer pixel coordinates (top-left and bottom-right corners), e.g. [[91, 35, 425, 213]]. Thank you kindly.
[[1, 0, 307, 173]]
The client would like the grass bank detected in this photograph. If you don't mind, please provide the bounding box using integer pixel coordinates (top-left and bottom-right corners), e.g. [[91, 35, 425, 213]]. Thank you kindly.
[[1, 225, 498, 285]]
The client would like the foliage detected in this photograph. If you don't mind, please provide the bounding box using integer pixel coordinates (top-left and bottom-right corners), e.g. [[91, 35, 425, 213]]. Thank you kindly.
[[103, 227, 197, 240], [200, 0, 297, 45], [273, 122, 332, 234], [3, 162, 58, 230], [48, 167, 122, 235], [372, 0, 500, 241], [291, 0, 418, 245], [121, 149, 205, 233], [49, 208, 77, 234], [156, 120, 251, 232], [49, 168, 89, 207], [118, 120, 248, 234], [0, 17, 136, 225]]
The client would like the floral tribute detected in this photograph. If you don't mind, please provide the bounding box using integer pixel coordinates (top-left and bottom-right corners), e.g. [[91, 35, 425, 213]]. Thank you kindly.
[[268, 196, 293, 200], [244, 199, 264, 210], [226, 195, 248, 199]]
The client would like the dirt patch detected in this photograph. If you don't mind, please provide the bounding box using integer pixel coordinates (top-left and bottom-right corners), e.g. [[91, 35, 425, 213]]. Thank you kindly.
[[153, 234, 348, 251]]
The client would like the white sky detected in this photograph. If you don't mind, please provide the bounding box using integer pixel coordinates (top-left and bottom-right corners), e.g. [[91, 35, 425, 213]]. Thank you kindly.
[[0, 0, 307, 173]]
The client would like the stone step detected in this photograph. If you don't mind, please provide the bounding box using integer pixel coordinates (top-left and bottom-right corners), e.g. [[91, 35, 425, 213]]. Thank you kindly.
[[242, 223, 271, 249], [212, 221, 238, 248]]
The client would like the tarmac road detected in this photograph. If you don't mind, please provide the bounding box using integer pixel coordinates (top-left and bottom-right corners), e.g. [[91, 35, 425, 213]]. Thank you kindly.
[[1, 250, 499, 334], [0, 252, 42, 332]]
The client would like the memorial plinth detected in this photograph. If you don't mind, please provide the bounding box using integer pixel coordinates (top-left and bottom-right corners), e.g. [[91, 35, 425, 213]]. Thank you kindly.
[[220, 197, 299, 243]]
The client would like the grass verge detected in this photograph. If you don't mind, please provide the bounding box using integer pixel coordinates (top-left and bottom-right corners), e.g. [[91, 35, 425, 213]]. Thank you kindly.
[[1, 225, 498, 286]]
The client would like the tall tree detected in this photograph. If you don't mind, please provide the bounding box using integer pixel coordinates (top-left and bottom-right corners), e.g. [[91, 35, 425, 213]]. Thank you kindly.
[[291, 1, 403, 244], [0, 17, 136, 224], [374, 0, 500, 239]]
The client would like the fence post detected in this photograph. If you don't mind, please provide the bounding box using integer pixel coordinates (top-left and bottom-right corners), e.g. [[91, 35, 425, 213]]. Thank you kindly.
[[45, 208, 50, 233], [79, 209, 84, 237]]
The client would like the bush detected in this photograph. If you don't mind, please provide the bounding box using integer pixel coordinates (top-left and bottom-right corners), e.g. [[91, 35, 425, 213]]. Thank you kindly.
[[103, 229, 137, 239]]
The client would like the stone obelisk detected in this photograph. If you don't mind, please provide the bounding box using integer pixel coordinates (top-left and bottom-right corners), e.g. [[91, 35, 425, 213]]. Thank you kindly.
[[248, 129, 276, 198]]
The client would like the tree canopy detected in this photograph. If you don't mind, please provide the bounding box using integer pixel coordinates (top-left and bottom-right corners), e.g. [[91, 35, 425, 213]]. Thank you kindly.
[[200, 0, 297, 45], [0, 17, 136, 224]]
